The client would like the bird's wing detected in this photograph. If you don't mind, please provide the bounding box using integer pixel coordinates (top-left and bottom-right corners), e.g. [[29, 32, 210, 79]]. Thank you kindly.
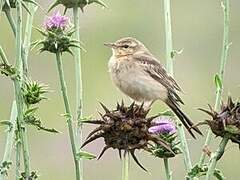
[[133, 53, 183, 104]]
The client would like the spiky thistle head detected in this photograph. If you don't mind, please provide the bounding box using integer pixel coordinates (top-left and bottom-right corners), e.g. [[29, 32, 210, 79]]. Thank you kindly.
[[82, 101, 173, 171], [22, 80, 49, 106], [48, 0, 107, 13], [199, 97, 240, 145], [32, 11, 82, 54], [148, 116, 181, 158]]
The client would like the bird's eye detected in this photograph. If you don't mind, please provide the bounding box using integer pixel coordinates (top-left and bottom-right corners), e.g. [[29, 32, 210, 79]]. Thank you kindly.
[[122, 45, 129, 48]]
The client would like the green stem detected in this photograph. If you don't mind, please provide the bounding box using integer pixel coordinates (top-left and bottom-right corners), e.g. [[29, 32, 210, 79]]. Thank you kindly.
[[55, 52, 80, 180], [122, 152, 130, 180], [164, 158, 172, 180], [177, 123, 192, 173], [0, 101, 17, 180], [22, 2, 38, 77], [73, 6, 83, 180], [163, 0, 193, 176], [15, 2, 31, 177], [15, 131, 21, 180], [198, 0, 230, 167], [205, 136, 229, 180], [163, 0, 174, 76]]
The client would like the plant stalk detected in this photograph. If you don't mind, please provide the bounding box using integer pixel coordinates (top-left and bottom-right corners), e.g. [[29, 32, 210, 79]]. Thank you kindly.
[[163, 0, 193, 176], [198, 0, 230, 167], [205, 136, 229, 180], [0, 101, 17, 180], [55, 52, 81, 180], [73, 6, 83, 180], [163, 0, 173, 75], [14, 2, 31, 177], [164, 158, 172, 180], [22, 2, 38, 77], [122, 152, 130, 180]]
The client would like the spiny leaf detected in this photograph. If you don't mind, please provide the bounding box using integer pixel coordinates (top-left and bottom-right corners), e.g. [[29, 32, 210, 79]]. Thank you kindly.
[[76, 150, 96, 160], [215, 74, 223, 90], [0, 120, 12, 127], [24, 107, 38, 116]]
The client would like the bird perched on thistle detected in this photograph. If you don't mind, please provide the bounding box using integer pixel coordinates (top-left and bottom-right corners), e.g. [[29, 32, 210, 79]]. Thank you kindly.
[[104, 37, 202, 138]]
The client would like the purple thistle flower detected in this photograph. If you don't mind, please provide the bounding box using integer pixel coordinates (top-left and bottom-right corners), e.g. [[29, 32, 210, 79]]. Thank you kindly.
[[44, 11, 70, 30], [148, 116, 176, 134]]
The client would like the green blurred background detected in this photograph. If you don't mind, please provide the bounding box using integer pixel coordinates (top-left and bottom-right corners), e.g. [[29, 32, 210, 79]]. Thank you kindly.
[[1, 0, 240, 179]]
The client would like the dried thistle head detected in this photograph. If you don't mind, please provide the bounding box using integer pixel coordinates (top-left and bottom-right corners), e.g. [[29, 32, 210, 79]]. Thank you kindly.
[[199, 97, 240, 145], [82, 101, 173, 171]]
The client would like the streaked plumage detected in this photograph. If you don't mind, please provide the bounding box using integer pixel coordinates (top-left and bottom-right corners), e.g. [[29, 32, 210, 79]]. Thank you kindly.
[[105, 37, 202, 138]]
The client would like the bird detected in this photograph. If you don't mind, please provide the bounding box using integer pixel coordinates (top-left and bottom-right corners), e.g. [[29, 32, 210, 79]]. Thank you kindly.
[[104, 37, 202, 138]]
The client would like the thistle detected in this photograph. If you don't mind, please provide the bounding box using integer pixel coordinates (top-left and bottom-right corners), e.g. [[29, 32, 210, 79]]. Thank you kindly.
[[48, 0, 107, 13], [33, 11, 80, 54], [82, 101, 173, 171], [149, 116, 181, 158], [199, 97, 240, 147], [22, 80, 48, 106]]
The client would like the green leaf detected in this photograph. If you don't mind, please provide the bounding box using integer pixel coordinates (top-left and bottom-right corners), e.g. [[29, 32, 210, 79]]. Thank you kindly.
[[188, 164, 225, 180], [215, 74, 223, 89], [76, 151, 96, 160]]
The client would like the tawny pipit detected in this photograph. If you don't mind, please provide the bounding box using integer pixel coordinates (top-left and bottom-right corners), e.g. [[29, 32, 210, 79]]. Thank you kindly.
[[105, 37, 202, 138]]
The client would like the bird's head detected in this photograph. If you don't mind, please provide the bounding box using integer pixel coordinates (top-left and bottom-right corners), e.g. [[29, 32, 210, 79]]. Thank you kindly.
[[104, 37, 149, 57]]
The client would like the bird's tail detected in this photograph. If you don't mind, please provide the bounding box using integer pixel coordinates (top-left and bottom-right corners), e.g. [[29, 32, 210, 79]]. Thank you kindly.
[[166, 97, 202, 139]]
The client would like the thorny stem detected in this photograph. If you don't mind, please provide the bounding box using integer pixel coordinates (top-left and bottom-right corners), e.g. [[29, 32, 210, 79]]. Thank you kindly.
[[15, 132, 21, 180], [163, 0, 194, 177], [164, 158, 172, 180], [205, 136, 229, 180], [22, 2, 38, 77], [163, 0, 173, 75], [198, 0, 230, 168], [15, 2, 31, 177], [55, 52, 80, 180], [0, 102, 17, 180], [177, 123, 193, 173], [73, 6, 83, 180], [122, 152, 130, 180]]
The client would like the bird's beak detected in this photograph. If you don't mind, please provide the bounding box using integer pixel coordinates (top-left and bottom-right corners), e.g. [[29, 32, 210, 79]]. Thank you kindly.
[[104, 43, 117, 48]]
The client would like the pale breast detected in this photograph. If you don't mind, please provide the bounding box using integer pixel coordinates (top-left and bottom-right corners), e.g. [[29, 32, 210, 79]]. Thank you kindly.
[[108, 56, 168, 102]]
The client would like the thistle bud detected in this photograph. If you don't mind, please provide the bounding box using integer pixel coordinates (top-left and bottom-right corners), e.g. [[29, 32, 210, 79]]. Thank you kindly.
[[22, 80, 48, 106], [33, 12, 80, 54], [149, 117, 181, 158]]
